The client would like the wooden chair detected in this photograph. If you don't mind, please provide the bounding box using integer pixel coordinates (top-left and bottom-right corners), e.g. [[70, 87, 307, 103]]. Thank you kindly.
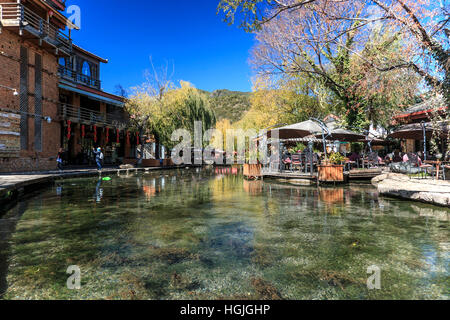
[[291, 154, 302, 171], [302, 152, 317, 174], [367, 152, 380, 168]]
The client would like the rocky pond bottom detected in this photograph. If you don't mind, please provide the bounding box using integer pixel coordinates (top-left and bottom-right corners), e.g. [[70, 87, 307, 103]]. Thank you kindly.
[[0, 167, 448, 300]]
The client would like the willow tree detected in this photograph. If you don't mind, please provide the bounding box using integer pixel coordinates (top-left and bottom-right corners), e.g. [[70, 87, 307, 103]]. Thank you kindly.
[[125, 87, 166, 162], [159, 81, 217, 150]]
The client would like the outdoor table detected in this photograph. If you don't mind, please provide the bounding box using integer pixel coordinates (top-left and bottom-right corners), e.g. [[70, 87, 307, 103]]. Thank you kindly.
[[424, 160, 441, 180]]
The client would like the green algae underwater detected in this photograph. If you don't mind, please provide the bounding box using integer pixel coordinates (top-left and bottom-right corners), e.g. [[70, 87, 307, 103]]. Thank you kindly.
[[0, 167, 448, 300]]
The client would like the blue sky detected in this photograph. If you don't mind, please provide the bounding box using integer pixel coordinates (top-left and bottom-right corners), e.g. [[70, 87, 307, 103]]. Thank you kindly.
[[65, 0, 255, 95]]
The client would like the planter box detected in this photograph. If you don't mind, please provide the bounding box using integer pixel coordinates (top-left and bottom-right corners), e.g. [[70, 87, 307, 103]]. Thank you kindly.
[[163, 159, 174, 167], [243, 164, 262, 178], [318, 165, 344, 182], [142, 159, 161, 167]]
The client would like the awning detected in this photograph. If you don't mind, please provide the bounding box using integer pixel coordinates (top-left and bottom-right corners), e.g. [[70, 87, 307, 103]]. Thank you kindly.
[[388, 122, 449, 140], [315, 128, 365, 142], [59, 83, 124, 107]]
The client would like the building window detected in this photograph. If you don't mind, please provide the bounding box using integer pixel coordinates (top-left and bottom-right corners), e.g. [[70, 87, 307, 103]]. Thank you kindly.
[[82, 61, 91, 77], [59, 57, 66, 66]]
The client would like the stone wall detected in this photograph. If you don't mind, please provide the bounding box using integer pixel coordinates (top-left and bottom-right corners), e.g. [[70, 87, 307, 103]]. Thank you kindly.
[[0, 110, 20, 157]]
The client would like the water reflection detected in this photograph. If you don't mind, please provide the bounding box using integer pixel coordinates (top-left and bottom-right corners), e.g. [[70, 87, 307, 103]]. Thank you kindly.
[[0, 167, 448, 300], [95, 180, 103, 203]]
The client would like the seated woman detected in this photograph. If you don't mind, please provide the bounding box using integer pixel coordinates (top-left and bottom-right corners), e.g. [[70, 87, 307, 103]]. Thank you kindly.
[[392, 151, 403, 163], [282, 151, 292, 170], [403, 153, 409, 163], [348, 152, 361, 162]]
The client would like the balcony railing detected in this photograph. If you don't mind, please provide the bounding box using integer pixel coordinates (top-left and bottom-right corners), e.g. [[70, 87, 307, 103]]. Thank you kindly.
[[0, 2, 72, 54], [58, 65, 101, 89], [59, 103, 128, 128], [44, 0, 66, 11]]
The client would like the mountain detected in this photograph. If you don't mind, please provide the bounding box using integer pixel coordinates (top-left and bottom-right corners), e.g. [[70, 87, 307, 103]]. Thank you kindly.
[[201, 89, 252, 123]]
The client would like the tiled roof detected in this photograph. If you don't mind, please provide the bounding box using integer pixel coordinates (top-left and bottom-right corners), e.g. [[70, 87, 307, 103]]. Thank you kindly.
[[398, 95, 447, 118]]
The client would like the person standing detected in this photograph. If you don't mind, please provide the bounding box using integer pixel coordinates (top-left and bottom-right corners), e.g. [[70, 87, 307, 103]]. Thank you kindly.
[[93, 147, 104, 171], [57, 148, 64, 172]]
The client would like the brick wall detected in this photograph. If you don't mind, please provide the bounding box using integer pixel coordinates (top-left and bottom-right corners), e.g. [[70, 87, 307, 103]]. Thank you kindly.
[[0, 29, 61, 172]]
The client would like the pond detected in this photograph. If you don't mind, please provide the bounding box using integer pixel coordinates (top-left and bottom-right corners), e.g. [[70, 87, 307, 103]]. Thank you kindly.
[[0, 167, 448, 300]]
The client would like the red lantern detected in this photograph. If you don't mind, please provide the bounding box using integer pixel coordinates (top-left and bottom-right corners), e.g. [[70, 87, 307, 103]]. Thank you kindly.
[[116, 129, 120, 143], [81, 124, 85, 138], [106, 128, 109, 144], [93, 125, 97, 143], [66, 120, 71, 140]]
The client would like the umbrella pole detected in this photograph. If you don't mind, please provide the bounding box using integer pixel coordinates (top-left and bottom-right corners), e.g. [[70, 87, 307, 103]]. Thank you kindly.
[[422, 121, 427, 161]]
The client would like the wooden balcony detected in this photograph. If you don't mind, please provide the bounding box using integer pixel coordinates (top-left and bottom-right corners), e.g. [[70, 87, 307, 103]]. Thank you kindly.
[[58, 103, 128, 129], [0, 2, 72, 55], [44, 0, 66, 11], [58, 65, 101, 90]]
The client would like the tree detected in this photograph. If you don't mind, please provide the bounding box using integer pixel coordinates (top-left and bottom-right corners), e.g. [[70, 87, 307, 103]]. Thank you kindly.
[[160, 81, 217, 150], [125, 59, 173, 162], [217, 0, 317, 32], [127, 80, 217, 161], [223, 0, 421, 128], [125, 87, 165, 162], [212, 118, 233, 151], [367, 0, 449, 103], [235, 75, 327, 130], [219, 0, 449, 105]]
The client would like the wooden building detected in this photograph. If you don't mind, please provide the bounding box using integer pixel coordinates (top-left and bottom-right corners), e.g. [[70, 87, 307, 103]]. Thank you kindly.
[[0, 0, 132, 172], [393, 95, 448, 155]]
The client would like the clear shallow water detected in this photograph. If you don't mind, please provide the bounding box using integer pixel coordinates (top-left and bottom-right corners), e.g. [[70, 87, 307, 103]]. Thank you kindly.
[[0, 167, 448, 300]]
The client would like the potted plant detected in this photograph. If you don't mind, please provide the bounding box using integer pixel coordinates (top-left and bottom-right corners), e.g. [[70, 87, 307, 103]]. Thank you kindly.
[[329, 152, 346, 165], [318, 152, 345, 182], [244, 149, 262, 179], [294, 143, 307, 154]]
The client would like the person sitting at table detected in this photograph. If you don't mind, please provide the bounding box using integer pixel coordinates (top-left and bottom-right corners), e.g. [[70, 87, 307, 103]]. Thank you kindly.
[[403, 153, 409, 163], [392, 150, 403, 163], [349, 151, 361, 162], [384, 154, 392, 165], [282, 151, 292, 170]]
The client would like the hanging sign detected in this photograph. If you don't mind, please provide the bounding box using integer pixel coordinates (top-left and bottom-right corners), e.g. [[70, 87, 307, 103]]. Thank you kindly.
[[116, 129, 120, 144], [81, 124, 85, 138], [106, 128, 109, 144], [67, 120, 72, 140], [136, 132, 140, 145], [93, 125, 97, 143], [126, 131, 130, 145]]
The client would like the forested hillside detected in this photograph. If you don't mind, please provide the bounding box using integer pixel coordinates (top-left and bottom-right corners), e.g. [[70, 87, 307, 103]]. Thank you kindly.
[[201, 89, 252, 123]]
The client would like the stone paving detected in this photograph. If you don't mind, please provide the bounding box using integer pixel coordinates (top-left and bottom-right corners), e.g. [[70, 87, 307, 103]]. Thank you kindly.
[[372, 173, 450, 207]]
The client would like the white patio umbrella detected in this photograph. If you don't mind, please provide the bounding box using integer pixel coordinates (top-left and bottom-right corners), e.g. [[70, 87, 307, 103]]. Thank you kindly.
[[267, 120, 323, 139]]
